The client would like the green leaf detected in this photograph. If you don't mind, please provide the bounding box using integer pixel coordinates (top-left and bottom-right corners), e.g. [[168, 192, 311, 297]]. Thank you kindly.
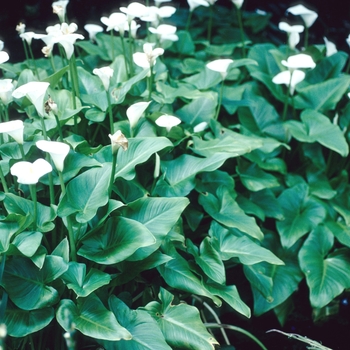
[[176, 97, 216, 125], [284, 109, 349, 157], [277, 183, 327, 248], [299, 225, 350, 308], [204, 282, 251, 318], [2, 256, 60, 310], [142, 288, 219, 350], [158, 249, 221, 306], [189, 132, 262, 158], [7, 231, 42, 257], [123, 197, 189, 261], [187, 237, 226, 284], [61, 262, 111, 298], [0, 214, 29, 253], [78, 217, 156, 265], [101, 296, 172, 350], [4, 194, 56, 232], [294, 75, 350, 112], [248, 234, 303, 316], [58, 164, 111, 223], [156, 153, 235, 197], [199, 186, 264, 241], [4, 301, 54, 337], [43, 65, 69, 87], [56, 294, 132, 341], [170, 30, 195, 55], [114, 251, 173, 286], [237, 161, 280, 192], [209, 221, 284, 265], [114, 137, 173, 181]]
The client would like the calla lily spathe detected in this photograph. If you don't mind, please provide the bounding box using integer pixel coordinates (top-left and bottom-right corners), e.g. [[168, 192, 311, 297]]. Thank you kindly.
[[52, 0, 70, 22], [93, 66, 114, 90], [187, 0, 210, 12], [0, 40, 9, 64], [20, 32, 36, 45], [206, 58, 233, 79], [36, 140, 70, 172], [126, 101, 151, 128], [149, 24, 178, 42], [16, 22, 26, 34], [109, 130, 129, 154], [11, 158, 52, 185], [140, 6, 176, 25], [281, 54, 316, 69], [12, 81, 50, 117], [0, 120, 24, 144], [231, 0, 244, 10], [100, 13, 127, 34], [287, 4, 318, 28], [120, 2, 148, 23], [0, 79, 15, 105], [84, 24, 103, 41], [323, 37, 337, 57], [278, 22, 304, 49], [272, 69, 305, 95], [155, 114, 181, 132], [133, 43, 164, 69]]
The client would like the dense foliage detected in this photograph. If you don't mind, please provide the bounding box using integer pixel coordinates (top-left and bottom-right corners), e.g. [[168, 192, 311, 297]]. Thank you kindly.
[[0, 0, 349, 349]]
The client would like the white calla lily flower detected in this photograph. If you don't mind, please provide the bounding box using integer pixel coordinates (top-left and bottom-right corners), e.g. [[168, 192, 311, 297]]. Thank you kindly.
[[84, 24, 103, 41], [155, 114, 181, 132], [126, 101, 151, 128], [120, 2, 148, 23], [0, 79, 15, 105], [11, 158, 52, 184], [231, 0, 244, 10], [187, 0, 210, 12], [36, 140, 70, 172], [193, 121, 208, 133], [133, 43, 164, 69], [12, 81, 50, 117], [0, 120, 24, 144], [272, 69, 305, 95], [281, 54, 316, 69], [52, 0, 70, 22], [206, 58, 234, 79], [109, 130, 128, 154], [93, 66, 114, 90], [149, 24, 178, 42], [16, 22, 26, 34], [0, 40, 9, 64], [20, 32, 36, 45], [101, 12, 127, 35], [287, 4, 318, 28], [323, 37, 337, 57], [278, 22, 304, 49]]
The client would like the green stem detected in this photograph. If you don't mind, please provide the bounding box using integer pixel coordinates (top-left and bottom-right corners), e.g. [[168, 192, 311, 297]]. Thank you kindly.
[[29, 184, 38, 231], [58, 171, 77, 261], [236, 8, 246, 58], [148, 68, 155, 101], [19, 143, 26, 160], [186, 11, 193, 32], [207, 5, 213, 43], [303, 25, 309, 49], [108, 152, 117, 198], [120, 35, 130, 78], [0, 164, 9, 193], [106, 91, 114, 134], [127, 32, 135, 77], [27, 43, 40, 79], [69, 53, 80, 132], [40, 118, 48, 140], [205, 323, 268, 350], [214, 79, 225, 120], [53, 112, 64, 141], [110, 29, 115, 60]]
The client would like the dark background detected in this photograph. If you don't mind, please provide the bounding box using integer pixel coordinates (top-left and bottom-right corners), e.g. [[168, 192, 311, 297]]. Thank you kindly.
[[0, 0, 349, 62]]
